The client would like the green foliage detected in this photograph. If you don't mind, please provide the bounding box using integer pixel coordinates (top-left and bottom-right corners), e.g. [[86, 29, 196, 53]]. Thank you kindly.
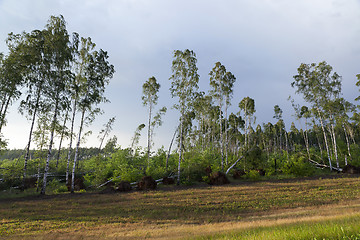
[[282, 153, 315, 177], [48, 179, 68, 194], [349, 144, 360, 166], [146, 148, 167, 179], [246, 146, 265, 170], [83, 148, 145, 186], [180, 149, 222, 183], [245, 169, 261, 180]]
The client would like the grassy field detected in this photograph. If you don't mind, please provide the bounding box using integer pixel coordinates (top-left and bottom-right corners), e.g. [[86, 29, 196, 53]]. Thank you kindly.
[[1, 176, 360, 239]]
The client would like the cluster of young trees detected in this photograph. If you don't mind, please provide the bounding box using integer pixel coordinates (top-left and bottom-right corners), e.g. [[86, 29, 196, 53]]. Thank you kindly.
[[135, 50, 360, 185], [1, 16, 360, 193], [0, 15, 114, 194]]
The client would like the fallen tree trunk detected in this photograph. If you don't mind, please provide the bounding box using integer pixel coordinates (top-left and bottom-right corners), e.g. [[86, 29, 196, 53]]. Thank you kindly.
[[225, 156, 244, 175], [97, 176, 122, 188], [308, 159, 342, 172]]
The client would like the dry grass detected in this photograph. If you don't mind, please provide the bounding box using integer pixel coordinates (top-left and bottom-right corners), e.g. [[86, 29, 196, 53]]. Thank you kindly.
[[1, 176, 360, 239]]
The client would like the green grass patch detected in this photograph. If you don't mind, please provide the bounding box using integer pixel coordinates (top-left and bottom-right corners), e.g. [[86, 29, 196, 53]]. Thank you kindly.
[[197, 214, 360, 240]]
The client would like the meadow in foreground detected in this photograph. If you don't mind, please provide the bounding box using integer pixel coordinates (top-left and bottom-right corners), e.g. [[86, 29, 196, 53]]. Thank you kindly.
[[1, 176, 360, 239]]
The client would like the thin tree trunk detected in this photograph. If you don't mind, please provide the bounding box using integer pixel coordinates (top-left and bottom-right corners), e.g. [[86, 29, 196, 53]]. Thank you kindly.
[[224, 99, 229, 166], [23, 108, 37, 187], [284, 130, 289, 161], [218, 101, 224, 172], [147, 102, 152, 169], [244, 109, 248, 149], [347, 126, 356, 145], [71, 108, 86, 193], [166, 127, 178, 170], [0, 96, 7, 121], [177, 114, 184, 186], [225, 156, 244, 175], [36, 122, 47, 192], [36, 159, 41, 192], [279, 127, 283, 152], [302, 118, 311, 160], [23, 83, 43, 187], [343, 124, 352, 162], [0, 94, 11, 133], [66, 100, 77, 185], [304, 129, 310, 159], [56, 110, 68, 169], [330, 123, 339, 168], [315, 129, 323, 159], [40, 97, 60, 195], [98, 129, 108, 153], [317, 109, 332, 170]]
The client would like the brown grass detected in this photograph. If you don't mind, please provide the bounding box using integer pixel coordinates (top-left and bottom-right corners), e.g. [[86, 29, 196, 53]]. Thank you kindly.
[[1, 176, 360, 239]]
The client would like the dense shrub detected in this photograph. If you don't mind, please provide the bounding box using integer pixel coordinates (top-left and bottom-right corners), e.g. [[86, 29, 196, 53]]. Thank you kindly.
[[282, 154, 315, 177], [245, 169, 261, 180]]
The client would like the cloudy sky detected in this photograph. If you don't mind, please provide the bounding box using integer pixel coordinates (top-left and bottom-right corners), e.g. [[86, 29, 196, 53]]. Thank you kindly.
[[0, 0, 360, 150]]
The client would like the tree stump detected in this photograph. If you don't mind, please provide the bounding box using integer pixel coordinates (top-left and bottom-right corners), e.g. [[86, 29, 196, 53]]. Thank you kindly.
[[209, 171, 230, 185], [67, 178, 86, 191], [343, 165, 360, 174], [232, 169, 245, 179], [116, 181, 132, 192], [137, 176, 157, 190], [162, 177, 175, 185]]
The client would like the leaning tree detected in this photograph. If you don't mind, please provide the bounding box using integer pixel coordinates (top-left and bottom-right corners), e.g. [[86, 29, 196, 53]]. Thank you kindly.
[[292, 61, 342, 171], [41, 15, 74, 195], [70, 38, 114, 193]]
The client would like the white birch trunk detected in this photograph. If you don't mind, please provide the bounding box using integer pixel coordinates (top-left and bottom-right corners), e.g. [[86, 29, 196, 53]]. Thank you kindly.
[[71, 108, 85, 193], [177, 114, 184, 185], [147, 101, 152, 168], [66, 100, 77, 185], [40, 97, 59, 195], [56, 111, 68, 168], [166, 127, 178, 170], [224, 99, 229, 166], [343, 124, 352, 162], [23, 84, 42, 186], [218, 100, 224, 172], [317, 109, 332, 170]]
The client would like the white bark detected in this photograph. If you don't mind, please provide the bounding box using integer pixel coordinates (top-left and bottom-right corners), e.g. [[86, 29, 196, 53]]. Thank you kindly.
[[66, 100, 77, 185], [177, 114, 184, 185], [40, 97, 59, 195], [343, 124, 352, 162], [317, 109, 332, 170], [166, 127, 178, 170], [225, 156, 244, 175], [71, 108, 85, 193], [147, 101, 152, 168]]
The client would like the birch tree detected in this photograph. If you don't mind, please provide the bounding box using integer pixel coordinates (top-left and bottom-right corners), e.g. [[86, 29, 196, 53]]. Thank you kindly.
[[98, 116, 116, 152], [130, 123, 146, 152], [142, 77, 163, 166], [66, 32, 80, 185], [292, 61, 342, 170], [239, 97, 256, 150], [209, 62, 236, 170], [169, 49, 199, 185], [17, 29, 51, 186], [41, 15, 73, 195], [71, 39, 114, 193]]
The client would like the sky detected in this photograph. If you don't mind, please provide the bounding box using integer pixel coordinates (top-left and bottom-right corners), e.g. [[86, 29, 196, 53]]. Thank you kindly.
[[0, 0, 360, 150]]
